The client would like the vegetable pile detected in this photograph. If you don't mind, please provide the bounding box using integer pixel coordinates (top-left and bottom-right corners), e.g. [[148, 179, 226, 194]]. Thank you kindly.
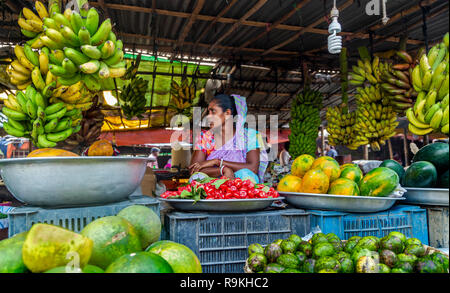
[[160, 177, 280, 200]]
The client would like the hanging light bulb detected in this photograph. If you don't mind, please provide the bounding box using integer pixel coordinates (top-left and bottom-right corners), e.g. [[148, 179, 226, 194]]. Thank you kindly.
[[328, 0, 342, 54], [381, 0, 390, 25]]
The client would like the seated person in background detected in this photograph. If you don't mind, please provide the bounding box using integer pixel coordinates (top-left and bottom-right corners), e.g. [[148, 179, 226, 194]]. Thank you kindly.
[[189, 94, 268, 183]]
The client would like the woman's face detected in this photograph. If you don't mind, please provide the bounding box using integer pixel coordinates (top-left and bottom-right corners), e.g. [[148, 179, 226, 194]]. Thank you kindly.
[[207, 100, 231, 130]]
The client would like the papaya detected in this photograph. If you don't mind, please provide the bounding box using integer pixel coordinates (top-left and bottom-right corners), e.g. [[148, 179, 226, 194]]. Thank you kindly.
[[22, 223, 93, 273], [311, 156, 341, 182], [291, 154, 315, 177], [27, 148, 79, 157], [87, 139, 114, 156]]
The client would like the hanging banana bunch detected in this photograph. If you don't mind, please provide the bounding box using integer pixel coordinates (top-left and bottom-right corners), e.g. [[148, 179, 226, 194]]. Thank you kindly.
[[326, 106, 358, 149], [169, 78, 197, 116], [118, 76, 149, 119], [407, 32, 449, 136], [289, 88, 323, 157]]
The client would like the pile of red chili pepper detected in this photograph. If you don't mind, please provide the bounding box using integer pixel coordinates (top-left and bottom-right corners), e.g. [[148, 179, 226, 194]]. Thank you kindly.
[[160, 177, 280, 200]]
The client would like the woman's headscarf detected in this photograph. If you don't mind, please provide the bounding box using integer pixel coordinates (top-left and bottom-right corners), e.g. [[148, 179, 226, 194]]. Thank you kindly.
[[231, 95, 269, 182]]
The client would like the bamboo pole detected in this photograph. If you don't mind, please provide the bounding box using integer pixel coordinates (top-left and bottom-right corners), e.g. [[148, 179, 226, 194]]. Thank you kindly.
[[388, 138, 393, 160], [364, 145, 369, 160]]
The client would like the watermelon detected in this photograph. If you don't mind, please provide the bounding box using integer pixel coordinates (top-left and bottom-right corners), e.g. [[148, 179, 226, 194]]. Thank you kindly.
[[22, 224, 93, 273], [105, 252, 174, 273], [117, 205, 161, 249], [403, 161, 438, 188], [146, 240, 202, 273], [438, 169, 449, 188], [83, 265, 104, 273], [80, 216, 142, 270], [44, 265, 104, 273], [379, 160, 405, 181], [44, 266, 83, 273], [359, 167, 399, 197], [412, 142, 449, 174], [0, 232, 28, 273]]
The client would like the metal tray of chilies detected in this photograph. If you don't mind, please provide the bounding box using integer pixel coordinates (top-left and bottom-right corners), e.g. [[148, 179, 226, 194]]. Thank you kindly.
[[158, 197, 284, 212], [278, 192, 405, 213], [403, 188, 449, 206]]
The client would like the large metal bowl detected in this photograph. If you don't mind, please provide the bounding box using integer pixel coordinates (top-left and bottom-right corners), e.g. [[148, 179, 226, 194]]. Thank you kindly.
[[0, 157, 149, 207], [403, 188, 449, 206], [158, 197, 284, 212], [278, 191, 405, 213]]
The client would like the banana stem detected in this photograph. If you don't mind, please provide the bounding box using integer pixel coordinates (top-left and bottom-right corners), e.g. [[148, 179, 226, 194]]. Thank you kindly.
[[340, 47, 349, 114]]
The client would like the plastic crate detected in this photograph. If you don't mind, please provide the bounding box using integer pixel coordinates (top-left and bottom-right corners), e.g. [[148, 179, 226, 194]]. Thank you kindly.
[[308, 205, 429, 244], [424, 206, 449, 248], [8, 195, 160, 237], [163, 208, 310, 273]]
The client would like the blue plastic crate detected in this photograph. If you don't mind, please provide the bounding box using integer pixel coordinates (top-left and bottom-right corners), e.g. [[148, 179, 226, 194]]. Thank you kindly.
[[163, 208, 310, 273], [308, 205, 429, 244], [8, 195, 160, 237]]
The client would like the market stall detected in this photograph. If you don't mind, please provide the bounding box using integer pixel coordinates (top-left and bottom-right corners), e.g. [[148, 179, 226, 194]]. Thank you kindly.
[[0, 0, 449, 275]]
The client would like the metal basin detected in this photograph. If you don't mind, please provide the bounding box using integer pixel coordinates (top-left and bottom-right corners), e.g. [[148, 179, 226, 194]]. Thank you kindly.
[[158, 197, 284, 212], [278, 191, 405, 213], [404, 188, 449, 206], [0, 157, 149, 207]]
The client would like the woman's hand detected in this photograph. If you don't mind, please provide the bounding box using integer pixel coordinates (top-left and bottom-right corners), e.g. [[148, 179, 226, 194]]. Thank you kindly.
[[222, 166, 235, 180], [188, 159, 219, 174]]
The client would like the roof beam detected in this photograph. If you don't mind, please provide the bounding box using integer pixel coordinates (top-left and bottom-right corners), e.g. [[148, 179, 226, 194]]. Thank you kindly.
[[261, 0, 354, 56], [210, 0, 268, 52], [97, 0, 110, 19], [175, 0, 205, 49], [194, 0, 238, 47], [238, 0, 311, 50], [368, 0, 437, 32]]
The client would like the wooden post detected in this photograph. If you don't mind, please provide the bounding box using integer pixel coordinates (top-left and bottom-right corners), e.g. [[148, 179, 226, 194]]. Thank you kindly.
[[364, 145, 369, 160], [387, 138, 393, 160], [403, 128, 409, 167], [321, 126, 325, 156], [424, 134, 430, 145]]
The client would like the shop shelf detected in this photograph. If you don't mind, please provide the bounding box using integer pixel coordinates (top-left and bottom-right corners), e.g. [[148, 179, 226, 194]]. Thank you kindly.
[[162, 208, 310, 273], [308, 205, 429, 244], [7, 195, 159, 237], [424, 206, 449, 248]]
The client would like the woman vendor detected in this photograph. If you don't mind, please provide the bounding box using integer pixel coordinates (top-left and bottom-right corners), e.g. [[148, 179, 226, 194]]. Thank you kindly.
[[189, 94, 268, 183]]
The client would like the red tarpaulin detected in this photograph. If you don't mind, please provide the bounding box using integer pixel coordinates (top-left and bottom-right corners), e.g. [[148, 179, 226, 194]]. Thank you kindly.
[[100, 128, 291, 146]]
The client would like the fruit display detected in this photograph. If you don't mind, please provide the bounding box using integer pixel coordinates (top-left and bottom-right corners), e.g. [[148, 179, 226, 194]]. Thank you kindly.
[[277, 155, 401, 198], [160, 175, 280, 200], [401, 142, 449, 188], [408, 33, 449, 135], [245, 232, 448, 273], [0, 205, 202, 273], [118, 76, 149, 119], [2, 85, 82, 148], [289, 88, 323, 157], [169, 78, 197, 116]]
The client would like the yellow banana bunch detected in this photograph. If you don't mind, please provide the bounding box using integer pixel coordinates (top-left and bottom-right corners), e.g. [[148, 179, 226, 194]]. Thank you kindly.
[[169, 78, 197, 116], [326, 106, 358, 149], [408, 32, 449, 136]]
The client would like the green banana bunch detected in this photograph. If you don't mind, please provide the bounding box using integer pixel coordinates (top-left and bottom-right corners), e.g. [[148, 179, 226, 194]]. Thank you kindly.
[[40, 5, 127, 87], [168, 78, 198, 116], [121, 54, 142, 80], [349, 47, 381, 86], [118, 76, 149, 119], [326, 106, 358, 149], [408, 32, 449, 136], [288, 88, 323, 157], [1, 83, 82, 148]]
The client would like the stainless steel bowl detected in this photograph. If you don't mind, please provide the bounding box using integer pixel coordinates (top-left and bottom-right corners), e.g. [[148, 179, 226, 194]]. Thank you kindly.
[[278, 191, 405, 213], [0, 157, 149, 207], [158, 197, 284, 212], [404, 188, 449, 206]]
